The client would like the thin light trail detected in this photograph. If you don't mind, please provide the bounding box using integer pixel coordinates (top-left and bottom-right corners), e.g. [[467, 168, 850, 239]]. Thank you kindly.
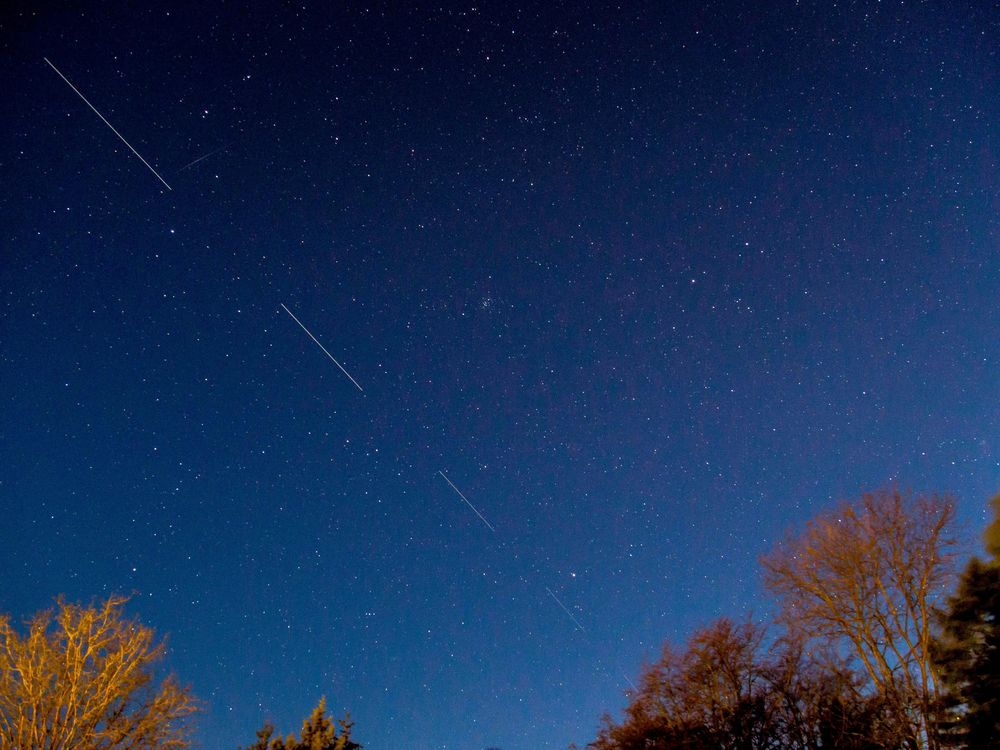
[[178, 143, 231, 171], [280, 303, 364, 392], [44, 57, 172, 190], [437, 471, 496, 532], [545, 587, 636, 690], [545, 586, 586, 632], [439, 469, 638, 690]]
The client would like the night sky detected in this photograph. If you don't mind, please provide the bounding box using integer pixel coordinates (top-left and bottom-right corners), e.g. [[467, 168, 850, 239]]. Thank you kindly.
[[1, 2, 997, 749]]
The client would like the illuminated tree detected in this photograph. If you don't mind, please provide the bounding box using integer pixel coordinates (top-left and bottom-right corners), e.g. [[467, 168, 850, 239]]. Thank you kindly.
[[761, 489, 957, 750], [0, 594, 197, 750], [590, 618, 771, 750], [763, 632, 906, 749], [588, 619, 900, 750]]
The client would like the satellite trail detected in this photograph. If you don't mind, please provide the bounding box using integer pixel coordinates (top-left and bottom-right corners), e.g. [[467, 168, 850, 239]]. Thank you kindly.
[[44, 57, 172, 190], [545, 586, 586, 632], [178, 143, 231, 171], [438, 470, 496, 532], [280, 303, 364, 392]]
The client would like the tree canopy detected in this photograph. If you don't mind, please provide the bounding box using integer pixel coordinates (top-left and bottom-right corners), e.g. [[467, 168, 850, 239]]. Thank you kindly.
[[761, 489, 956, 750], [240, 698, 360, 750], [932, 493, 1000, 747], [0, 594, 198, 750], [588, 488, 971, 750]]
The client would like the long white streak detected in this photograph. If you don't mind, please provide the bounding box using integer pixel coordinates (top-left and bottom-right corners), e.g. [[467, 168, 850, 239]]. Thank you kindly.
[[438, 471, 495, 532], [44, 57, 172, 191], [178, 143, 230, 171], [622, 672, 638, 692], [280, 303, 364, 392], [545, 586, 586, 632]]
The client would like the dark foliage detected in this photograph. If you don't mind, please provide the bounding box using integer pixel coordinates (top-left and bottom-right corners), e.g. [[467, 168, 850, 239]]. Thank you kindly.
[[932, 495, 1000, 749], [239, 698, 360, 750], [588, 619, 911, 750]]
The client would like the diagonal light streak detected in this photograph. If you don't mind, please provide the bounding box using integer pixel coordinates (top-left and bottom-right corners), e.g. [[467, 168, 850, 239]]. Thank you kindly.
[[545, 586, 586, 632], [438, 470, 496, 532], [178, 143, 230, 171], [280, 303, 364, 392], [44, 57, 172, 190]]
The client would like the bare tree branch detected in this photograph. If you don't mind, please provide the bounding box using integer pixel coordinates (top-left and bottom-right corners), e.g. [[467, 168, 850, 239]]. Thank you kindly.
[[761, 489, 956, 750], [0, 596, 198, 750]]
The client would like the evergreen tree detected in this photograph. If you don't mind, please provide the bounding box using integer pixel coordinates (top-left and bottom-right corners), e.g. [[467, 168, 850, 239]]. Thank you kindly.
[[933, 493, 1000, 748], [240, 699, 360, 750], [984, 492, 1000, 558]]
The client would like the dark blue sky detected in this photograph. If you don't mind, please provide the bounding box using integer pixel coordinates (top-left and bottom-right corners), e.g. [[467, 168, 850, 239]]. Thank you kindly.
[[1, 2, 997, 749]]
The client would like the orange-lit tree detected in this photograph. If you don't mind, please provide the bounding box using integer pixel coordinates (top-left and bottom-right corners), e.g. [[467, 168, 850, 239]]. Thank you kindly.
[[762, 489, 957, 750], [0, 595, 197, 750]]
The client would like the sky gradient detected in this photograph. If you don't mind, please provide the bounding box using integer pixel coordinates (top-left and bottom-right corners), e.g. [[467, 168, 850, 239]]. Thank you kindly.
[[1, 2, 998, 749]]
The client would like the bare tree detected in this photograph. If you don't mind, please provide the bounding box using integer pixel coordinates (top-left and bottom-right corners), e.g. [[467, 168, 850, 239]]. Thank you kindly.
[[587, 617, 905, 750], [764, 631, 906, 749], [761, 489, 956, 750], [0, 595, 198, 750], [590, 618, 772, 750]]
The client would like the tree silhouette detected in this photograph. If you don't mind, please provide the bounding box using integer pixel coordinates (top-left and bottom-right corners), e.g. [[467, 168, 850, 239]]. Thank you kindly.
[[932, 493, 1000, 748], [240, 698, 360, 750], [588, 618, 904, 750]]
